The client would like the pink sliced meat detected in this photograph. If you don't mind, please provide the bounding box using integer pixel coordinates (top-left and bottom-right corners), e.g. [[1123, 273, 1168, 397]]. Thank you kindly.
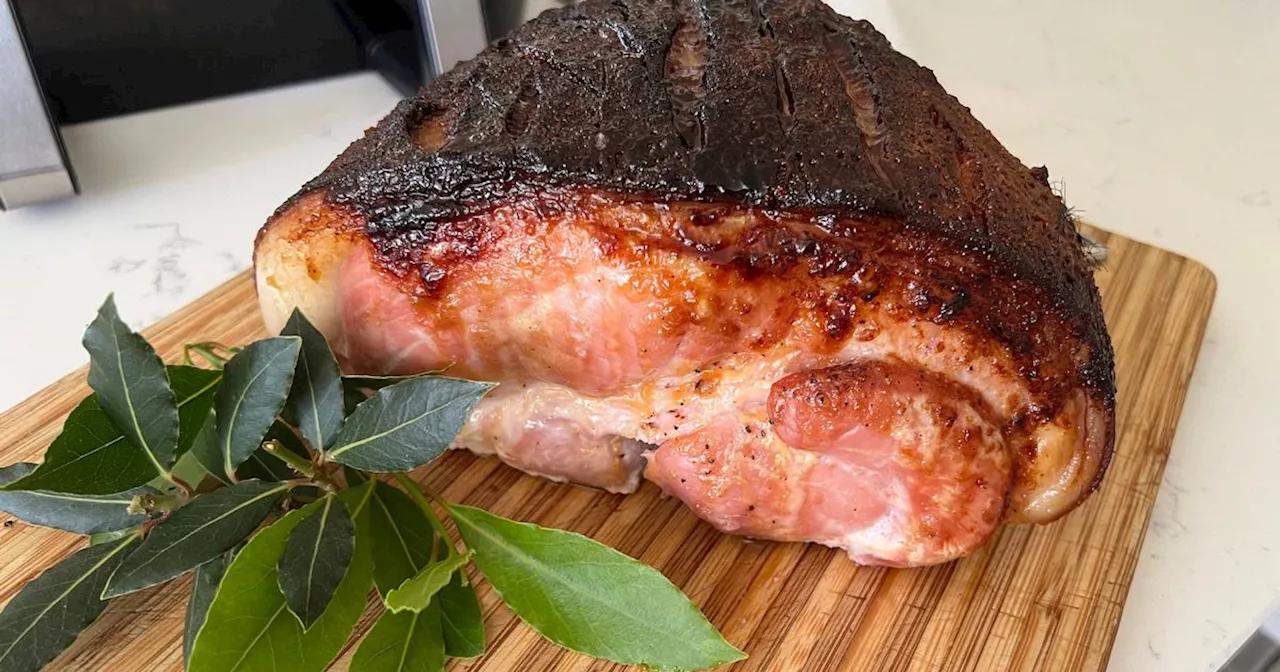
[[253, 0, 1115, 566]]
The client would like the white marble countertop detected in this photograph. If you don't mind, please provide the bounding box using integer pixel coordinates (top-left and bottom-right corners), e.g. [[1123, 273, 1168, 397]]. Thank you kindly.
[[0, 73, 405, 407], [1, 2, 1277, 670]]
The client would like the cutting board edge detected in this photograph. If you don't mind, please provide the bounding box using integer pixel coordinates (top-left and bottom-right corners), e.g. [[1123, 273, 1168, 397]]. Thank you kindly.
[[1096, 249, 1217, 667]]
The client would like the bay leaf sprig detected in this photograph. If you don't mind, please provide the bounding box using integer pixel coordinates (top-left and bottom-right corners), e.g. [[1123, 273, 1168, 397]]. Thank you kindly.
[[0, 533, 140, 672], [183, 547, 236, 665], [81, 296, 180, 488], [4, 366, 221, 495], [0, 483, 152, 535], [103, 480, 289, 598], [384, 550, 473, 614], [0, 295, 745, 672], [280, 310, 344, 454], [276, 493, 355, 629], [448, 504, 746, 670], [185, 483, 376, 672], [325, 375, 493, 472], [197, 338, 300, 483]]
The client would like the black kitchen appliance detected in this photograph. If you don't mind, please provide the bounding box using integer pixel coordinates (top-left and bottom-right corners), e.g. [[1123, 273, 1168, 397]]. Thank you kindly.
[[0, 0, 570, 210]]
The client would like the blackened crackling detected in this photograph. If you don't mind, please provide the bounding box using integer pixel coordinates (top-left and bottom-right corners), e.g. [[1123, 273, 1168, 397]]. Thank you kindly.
[[284, 0, 1115, 422]]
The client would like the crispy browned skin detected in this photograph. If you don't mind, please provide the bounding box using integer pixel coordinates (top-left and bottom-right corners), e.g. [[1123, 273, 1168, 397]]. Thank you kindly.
[[260, 0, 1115, 526]]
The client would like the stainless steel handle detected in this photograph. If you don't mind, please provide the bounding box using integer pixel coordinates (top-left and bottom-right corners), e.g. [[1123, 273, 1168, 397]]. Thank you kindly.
[[0, 0, 76, 210], [416, 0, 489, 79]]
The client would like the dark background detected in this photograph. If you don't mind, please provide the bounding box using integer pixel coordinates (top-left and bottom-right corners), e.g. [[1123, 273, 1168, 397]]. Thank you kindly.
[[13, 0, 414, 123]]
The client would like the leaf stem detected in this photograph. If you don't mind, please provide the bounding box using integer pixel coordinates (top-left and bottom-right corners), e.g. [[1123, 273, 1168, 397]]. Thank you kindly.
[[392, 472, 456, 558], [170, 476, 193, 498], [152, 468, 182, 494], [263, 439, 315, 478], [131, 491, 185, 516], [183, 343, 232, 370], [141, 510, 171, 535]]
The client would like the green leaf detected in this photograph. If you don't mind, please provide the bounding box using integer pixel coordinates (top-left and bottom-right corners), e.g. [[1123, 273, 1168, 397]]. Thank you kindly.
[[169, 447, 211, 492], [384, 551, 472, 613], [170, 366, 224, 458], [436, 570, 485, 658], [0, 485, 152, 534], [281, 310, 344, 453], [337, 478, 377, 519], [199, 417, 310, 486], [343, 374, 434, 415], [234, 451, 291, 483], [326, 377, 493, 472], [184, 546, 237, 665], [0, 463, 36, 487], [103, 480, 288, 598], [447, 504, 746, 670], [234, 422, 311, 483], [366, 482, 436, 597], [343, 374, 427, 392], [188, 409, 224, 483], [89, 527, 139, 547], [343, 386, 369, 416], [358, 481, 462, 667], [204, 337, 301, 481], [352, 603, 445, 672], [7, 366, 221, 495], [82, 295, 179, 480], [278, 494, 355, 629], [342, 465, 368, 487], [186, 483, 375, 672], [4, 396, 150, 495], [367, 481, 483, 656], [0, 533, 139, 672]]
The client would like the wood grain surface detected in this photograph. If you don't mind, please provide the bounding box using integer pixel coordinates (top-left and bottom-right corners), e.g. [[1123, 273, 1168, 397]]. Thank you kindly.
[[0, 225, 1215, 671]]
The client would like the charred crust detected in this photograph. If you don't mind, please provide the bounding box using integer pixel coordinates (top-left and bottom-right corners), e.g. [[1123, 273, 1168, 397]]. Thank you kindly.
[[288, 0, 1114, 416]]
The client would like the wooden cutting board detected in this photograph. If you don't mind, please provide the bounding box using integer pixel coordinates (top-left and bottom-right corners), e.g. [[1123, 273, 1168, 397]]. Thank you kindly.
[[0, 225, 1214, 672]]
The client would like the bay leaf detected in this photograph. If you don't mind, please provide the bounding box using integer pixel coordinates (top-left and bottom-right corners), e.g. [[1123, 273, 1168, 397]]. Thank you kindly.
[[326, 377, 493, 472], [82, 295, 179, 479], [353, 479, 452, 669], [447, 504, 746, 670], [103, 480, 288, 597], [188, 409, 224, 484], [277, 494, 355, 629], [8, 366, 221, 495], [186, 482, 374, 672], [384, 552, 472, 614], [169, 446, 211, 493], [436, 570, 485, 658], [351, 603, 445, 672], [367, 481, 483, 657], [0, 533, 139, 672], [281, 310, 344, 453], [366, 482, 436, 597], [343, 374, 427, 392], [183, 546, 237, 665], [89, 527, 137, 547], [0, 485, 151, 535], [0, 463, 36, 487], [204, 337, 300, 481], [343, 385, 370, 417], [342, 465, 368, 487], [170, 366, 223, 458], [340, 478, 377, 520], [342, 374, 432, 415], [233, 421, 312, 483]]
